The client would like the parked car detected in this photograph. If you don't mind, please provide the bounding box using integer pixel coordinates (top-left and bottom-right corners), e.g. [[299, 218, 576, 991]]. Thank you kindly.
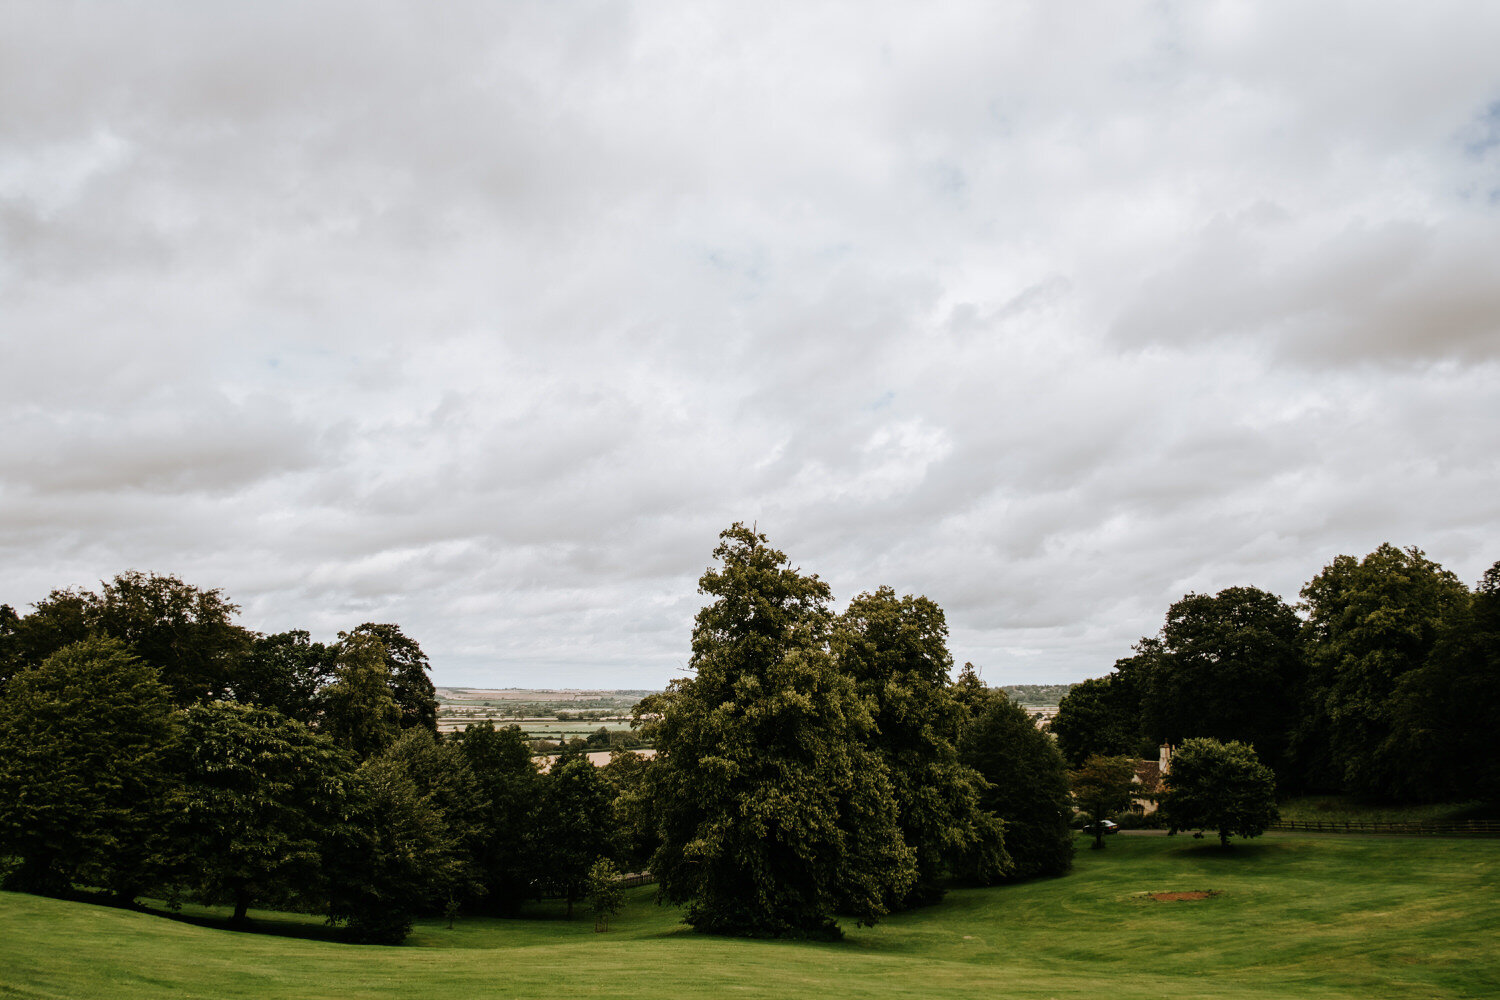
[[1082, 819, 1119, 835]]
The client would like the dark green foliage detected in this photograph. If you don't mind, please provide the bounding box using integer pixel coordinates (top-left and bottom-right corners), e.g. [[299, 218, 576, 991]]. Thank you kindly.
[[232, 630, 336, 724], [601, 748, 658, 870], [0, 638, 177, 897], [1050, 665, 1148, 767], [1385, 560, 1500, 803], [958, 685, 1073, 880], [1161, 738, 1279, 846], [646, 525, 916, 938], [1068, 754, 1137, 850], [382, 728, 487, 907], [1137, 587, 1306, 786], [9, 573, 250, 706], [451, 722, 542, 914], [319, 633, 401, 759], [339, 623, 438, 733], [0, 603, 22, 695], [326, 755, 467, 944], [834, 587, 1007, 903], [168, 702, 354, 923], [1, 589, 91, 678], [533, 757, 616, 919], [1298, 545, 1469, 796]]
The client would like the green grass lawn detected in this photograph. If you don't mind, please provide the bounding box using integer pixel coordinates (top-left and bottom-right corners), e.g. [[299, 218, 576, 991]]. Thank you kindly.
[[1277, 795, 1497, 824], [2, 833, 1496, 999]]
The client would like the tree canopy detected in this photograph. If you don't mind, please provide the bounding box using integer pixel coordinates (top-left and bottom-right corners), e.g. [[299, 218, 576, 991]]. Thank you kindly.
[[645, 524, 916, 938], [1137, 586, 1305, 785], [168, 701, 354, 923], [1161, 738, 1279, 847], [1050, 667, 1147, 767], [834, 587, 1007, 904], [1298, 544, 1469, 796], [320, 633, 402, 759], [0, 638, 178, 896], [957, 677, 1073, 880]]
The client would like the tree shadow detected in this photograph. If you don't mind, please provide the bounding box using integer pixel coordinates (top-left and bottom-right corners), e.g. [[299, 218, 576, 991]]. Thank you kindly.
[[138, 903, 352, 944]]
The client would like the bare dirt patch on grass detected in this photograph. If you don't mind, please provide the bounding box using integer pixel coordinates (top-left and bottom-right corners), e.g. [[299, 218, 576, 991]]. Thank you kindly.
[[1147, 890, 1219, 902]]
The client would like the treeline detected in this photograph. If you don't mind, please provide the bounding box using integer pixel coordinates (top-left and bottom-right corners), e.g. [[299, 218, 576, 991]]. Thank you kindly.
[[0, 572, 622, 942], [0, 530, 1084, 944], [1050, 544, 1500, 805], [998, 683, 1076, 707]]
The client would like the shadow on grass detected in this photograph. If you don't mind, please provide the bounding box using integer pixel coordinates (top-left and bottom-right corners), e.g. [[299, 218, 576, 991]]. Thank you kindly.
[[136, 902, 353, 945]]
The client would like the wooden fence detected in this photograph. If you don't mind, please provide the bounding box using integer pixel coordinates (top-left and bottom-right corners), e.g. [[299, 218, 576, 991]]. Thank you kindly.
[[1271, 819, 1500, 837], [535, 872, 655, 899]]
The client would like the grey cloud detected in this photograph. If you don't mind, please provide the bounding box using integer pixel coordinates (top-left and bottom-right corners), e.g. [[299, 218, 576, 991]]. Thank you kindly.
[[3, 2, 1499, 687], [1114, 214, 1500, 366]]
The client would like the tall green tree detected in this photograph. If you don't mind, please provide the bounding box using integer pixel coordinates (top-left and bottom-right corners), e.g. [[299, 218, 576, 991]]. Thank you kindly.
[[382, 727, 487, 909], [326, 754, 467, 944], [1137, 587, 1305, 785], [532, 756, 616, 920], [645, 525, 915, 938], [320, 633, 401, 759], [834, 587, 1007, 904], [1298, 544, 1468, 796], [168, 702, 354, 924], [0, 638, 178, 897], [1050, 660, 1149, 768], [451, 722, 543, 914], [339, 623, 438, 733], [8, 573, 250, 705], [1386, 560, 1500, 803], [1161, 738, 1279, 847], [957, 678, 1073, 880]]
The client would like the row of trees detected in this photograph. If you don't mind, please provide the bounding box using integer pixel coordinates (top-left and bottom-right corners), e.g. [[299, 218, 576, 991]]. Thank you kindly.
[[0, 573, 630, 942], [636, 525, 1073, 939], [2, 532, 1088, 944], [1050, 545, 1500, 804]]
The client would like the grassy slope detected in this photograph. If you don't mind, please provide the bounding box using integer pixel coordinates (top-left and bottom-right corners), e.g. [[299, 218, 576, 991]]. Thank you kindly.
[[2, 834, 1496, 1000]]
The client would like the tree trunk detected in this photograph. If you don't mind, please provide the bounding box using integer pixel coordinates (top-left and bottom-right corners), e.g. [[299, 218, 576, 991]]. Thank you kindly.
[[232, 888, 250, 926]]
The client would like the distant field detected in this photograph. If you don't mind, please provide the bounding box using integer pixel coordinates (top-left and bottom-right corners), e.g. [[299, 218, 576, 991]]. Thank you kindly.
[[435, 688, 653, 734], [3, 833, 1496, 999]]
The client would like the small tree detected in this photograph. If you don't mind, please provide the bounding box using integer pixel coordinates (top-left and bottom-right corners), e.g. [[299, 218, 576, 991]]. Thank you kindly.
[[1161, 738, 1278, 847], [1068, 755, 1137, 850], [587, 857, 624, 931]]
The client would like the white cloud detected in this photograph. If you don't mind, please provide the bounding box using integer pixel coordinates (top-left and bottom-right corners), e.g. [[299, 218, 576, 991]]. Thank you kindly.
[[3, 1, 1499, 687]]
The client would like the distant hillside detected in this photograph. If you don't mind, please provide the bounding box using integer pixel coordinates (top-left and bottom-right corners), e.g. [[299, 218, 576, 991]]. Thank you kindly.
[[998, 683, 1077, 707]]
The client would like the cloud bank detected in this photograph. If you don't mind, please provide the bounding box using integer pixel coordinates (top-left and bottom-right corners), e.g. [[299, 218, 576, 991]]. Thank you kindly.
[[3, 1, 1499, 686]]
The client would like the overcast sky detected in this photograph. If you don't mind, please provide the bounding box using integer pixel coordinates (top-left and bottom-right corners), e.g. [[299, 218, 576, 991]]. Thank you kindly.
[[3, 1, 1499, 689]]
